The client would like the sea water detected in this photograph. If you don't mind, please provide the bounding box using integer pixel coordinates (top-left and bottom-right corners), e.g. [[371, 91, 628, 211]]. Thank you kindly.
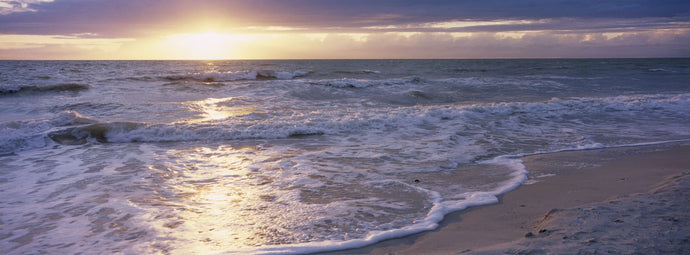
[[1, 59, 689, 254]]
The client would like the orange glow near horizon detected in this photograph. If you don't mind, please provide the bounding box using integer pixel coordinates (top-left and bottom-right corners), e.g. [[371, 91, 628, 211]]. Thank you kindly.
[[1, 26, 688, 60], [162, 32, 253, 60]]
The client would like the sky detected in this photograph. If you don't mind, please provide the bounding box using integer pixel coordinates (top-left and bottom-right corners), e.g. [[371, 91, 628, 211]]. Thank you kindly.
[[0, 0, 689, 59]]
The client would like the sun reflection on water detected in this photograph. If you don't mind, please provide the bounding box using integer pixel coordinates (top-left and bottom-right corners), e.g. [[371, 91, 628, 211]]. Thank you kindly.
[[138, 144, 309, 253], [183, 97, 261, 122]]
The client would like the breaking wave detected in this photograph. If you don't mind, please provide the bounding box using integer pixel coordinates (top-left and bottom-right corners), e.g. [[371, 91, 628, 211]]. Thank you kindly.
[[0, 83, 90, 95], [46, 122, 327, 146], [3, 93, 689, 156], [0, 111, 96, 154], [331, 69, 381, 74]]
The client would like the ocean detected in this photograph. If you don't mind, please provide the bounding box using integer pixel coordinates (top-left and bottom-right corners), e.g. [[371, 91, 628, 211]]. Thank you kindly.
[[1, 59, 689, 254]]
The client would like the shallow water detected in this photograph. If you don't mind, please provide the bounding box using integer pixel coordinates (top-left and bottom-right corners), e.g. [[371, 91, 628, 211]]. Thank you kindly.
[[1, 59, 689, 254]]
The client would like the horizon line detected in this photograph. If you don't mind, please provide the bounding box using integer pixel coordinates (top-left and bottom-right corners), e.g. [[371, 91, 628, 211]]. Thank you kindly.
[[2, 57, 689, 61]]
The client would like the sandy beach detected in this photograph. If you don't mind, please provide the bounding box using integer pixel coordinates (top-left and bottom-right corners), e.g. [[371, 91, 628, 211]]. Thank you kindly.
[[325, 142, 690, 254]]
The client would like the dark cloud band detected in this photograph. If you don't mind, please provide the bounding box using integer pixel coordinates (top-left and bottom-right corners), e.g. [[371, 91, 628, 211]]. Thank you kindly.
[[1, 0, 689, 36]]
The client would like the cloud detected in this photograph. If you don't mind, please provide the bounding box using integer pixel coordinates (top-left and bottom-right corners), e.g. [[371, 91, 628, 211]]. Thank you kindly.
[[327, 30, 690, 58], [0, 0, 688, 59], [0, 0, 53, 15], [1, 28, 688, 59]]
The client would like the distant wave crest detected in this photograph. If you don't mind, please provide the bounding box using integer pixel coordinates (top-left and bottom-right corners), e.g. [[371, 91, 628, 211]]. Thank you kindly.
[[331, 69, 381, 74], [163, 70, 311, 82], [0, 83, 90, 95], [310, 77, 422, 88]]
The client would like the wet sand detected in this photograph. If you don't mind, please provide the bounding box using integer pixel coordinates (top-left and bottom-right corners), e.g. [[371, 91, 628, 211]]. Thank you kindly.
[[324, 142, 690, 254]]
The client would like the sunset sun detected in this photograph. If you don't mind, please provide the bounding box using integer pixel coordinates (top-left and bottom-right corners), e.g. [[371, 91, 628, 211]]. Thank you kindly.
[[164, 32, 241, 60]]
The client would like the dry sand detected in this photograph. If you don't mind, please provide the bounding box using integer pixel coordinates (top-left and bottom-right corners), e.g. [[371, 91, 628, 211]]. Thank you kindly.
[[324, 142, 690, 254]]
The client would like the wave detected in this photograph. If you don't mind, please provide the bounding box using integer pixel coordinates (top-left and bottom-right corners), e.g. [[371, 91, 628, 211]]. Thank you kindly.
[[331, 70, 381, 74], [436, 77, 566, 89], [646, 68, 686, 73], [162, 70, 311, 82], [105, 76, 157, 82], [0, 83, 90, 95], [46, 121, 328, 146], [1, 109, 338, 154], [0, 111, 97, 154], [48, 93, 690, 146], [34, 75, 52, 79], [446, 68, 489, 73], [3, 93, 689, 155], [310, 77, 422, 88]]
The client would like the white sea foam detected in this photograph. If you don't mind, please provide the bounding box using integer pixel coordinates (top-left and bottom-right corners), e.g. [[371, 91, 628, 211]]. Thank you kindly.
[[8, 92, 687, 155], [332, 69, 381, 74], [0, 119, 54, 154], [435, 77, 566, 88], [0, 111, 96, 153], [239, 171, 521, 254]]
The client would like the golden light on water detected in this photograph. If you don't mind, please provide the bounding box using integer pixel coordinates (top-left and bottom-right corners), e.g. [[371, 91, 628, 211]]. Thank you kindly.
[[184, 97, 260, 122], [144, 145, 270, 252]]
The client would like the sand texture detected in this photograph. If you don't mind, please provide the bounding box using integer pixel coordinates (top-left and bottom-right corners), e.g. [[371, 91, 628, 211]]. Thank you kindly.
[[474, 172, 690, 254], [325, 142, 690, 255]]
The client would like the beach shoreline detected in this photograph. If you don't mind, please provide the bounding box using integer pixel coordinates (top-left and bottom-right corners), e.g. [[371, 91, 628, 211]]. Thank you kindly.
[[323, 142, 690, 254], [2, 59, 689, 255]]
